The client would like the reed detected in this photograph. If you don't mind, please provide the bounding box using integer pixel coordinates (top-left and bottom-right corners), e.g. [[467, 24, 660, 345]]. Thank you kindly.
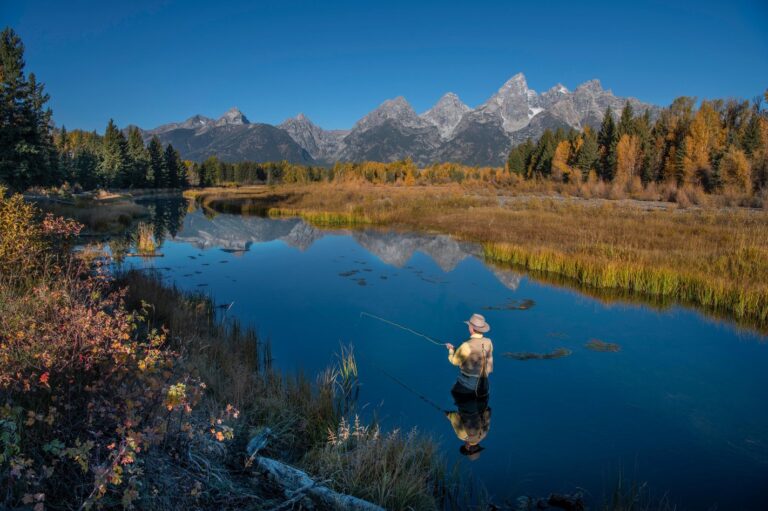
[[135, 222, 156, 254], [483, 242, 768, 325], [268, 207, 376, 226]]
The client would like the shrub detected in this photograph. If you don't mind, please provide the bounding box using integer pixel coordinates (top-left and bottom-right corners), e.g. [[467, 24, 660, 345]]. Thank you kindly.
[[0, 191, 237, 509]]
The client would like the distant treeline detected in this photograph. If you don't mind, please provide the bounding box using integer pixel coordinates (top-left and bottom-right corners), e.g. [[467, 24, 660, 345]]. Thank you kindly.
[[0, 27, 186, 192], [3, 25, 767, 196], [188, 157, 512, 186], [55, 124, 186, 190], [509, 96, 768, 193]]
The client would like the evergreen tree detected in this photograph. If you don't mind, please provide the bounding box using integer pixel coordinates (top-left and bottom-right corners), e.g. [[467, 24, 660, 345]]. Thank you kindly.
[[0, 28, 56, 190], [618, 102, 635, 137], [147, 136, 166, 188], [574, 126, 599, 177], [597, 107, 618, 180], [507, 139, 534, 176], [531, 130, 557, 177], [99, 119, 128, 187], [199, 156, 221, 187], [742, 114, 761, 156], [634, 110, 654, 183], [163, 143, 184, 188], [126, 126, 149, 188], [56, 126, 74, 184], [73, 148, 99, 190]]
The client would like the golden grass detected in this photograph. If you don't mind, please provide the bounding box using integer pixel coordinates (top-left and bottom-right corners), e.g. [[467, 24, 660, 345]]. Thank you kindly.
[[36, 198, 149, 232], [188, 183, 768, 328], [135, 222, 156, 254]]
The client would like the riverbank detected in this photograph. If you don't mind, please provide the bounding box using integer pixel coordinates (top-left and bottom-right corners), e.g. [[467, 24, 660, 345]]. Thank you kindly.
[[188, 183, 768, 329], [0, 189, 447, 510], [27, 188, 184, 233]]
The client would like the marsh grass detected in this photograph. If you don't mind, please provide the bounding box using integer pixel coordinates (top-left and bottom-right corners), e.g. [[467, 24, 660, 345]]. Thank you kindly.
[[36, 197, 149, 232], [188, 184, 768, 329], [120, 270, 447, 509], [135, 222, 156, 254]]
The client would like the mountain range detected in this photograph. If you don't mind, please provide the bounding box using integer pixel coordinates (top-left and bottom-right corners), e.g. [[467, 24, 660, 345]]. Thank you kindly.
[[140, 73, 657, 167]]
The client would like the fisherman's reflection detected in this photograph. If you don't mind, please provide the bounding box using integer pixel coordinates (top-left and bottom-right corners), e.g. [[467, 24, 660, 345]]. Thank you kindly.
[[445, 391, 491, 461]]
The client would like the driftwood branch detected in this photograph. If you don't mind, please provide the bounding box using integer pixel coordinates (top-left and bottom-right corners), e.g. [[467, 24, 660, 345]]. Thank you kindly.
[[255, 456, 383, 511]]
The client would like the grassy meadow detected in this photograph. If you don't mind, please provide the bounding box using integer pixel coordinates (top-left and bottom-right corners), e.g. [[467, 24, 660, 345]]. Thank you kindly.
[[188, 183, 768, 329]]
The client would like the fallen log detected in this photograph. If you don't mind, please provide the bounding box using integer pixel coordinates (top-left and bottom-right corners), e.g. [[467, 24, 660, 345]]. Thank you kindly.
[[255, 456, 384, 511]]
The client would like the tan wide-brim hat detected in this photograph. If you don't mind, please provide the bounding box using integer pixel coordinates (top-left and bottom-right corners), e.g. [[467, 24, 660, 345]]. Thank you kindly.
[[465, 313, 490, 333]]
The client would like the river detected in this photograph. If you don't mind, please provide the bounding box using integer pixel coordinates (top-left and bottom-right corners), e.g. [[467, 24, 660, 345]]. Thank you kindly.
[[120, 199, 768, 509]]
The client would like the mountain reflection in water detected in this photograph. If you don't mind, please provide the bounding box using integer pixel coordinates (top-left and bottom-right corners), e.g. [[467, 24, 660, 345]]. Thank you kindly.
[[117, 199, 768, 510]]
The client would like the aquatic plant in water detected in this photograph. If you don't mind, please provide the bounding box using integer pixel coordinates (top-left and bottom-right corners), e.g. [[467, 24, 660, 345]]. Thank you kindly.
[[585, 339, 621, 352], [504, 348, 572, 360]]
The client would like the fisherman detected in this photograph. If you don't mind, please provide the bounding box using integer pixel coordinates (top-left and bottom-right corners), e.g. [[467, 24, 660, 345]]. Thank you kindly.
[[445, 313, 493, 398], [445, 393, 491, 461]]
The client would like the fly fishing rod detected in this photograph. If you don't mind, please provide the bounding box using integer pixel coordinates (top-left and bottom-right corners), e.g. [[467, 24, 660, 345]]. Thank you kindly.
[[357, 353, 447, 413], [360, 311, 444, 346]]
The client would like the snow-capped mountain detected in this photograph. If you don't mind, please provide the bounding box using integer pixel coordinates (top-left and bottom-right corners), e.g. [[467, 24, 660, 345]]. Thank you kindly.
[[142, 73, 657, 166]]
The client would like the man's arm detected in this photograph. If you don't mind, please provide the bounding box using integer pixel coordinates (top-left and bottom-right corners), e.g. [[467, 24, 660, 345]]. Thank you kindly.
[[448, 342, 470, 366]]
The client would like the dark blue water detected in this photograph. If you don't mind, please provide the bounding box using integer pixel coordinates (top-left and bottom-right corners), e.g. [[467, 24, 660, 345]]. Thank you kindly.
[[126, 206, 768, 509]]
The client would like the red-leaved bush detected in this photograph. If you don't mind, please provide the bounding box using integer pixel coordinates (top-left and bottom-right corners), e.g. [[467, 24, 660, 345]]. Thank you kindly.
[[0, 188, 237, 509]]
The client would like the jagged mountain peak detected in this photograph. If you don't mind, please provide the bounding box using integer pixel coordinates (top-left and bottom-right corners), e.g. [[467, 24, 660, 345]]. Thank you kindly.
[[498, 72, 529, 93], [354, 96, 427, 131], [144, 72, 658, 167], [479, 72, 539, 132], [549, 83, 569, 94], [575, 79, 603, 93], [216, 107, 249, 126], [421, 92, 471, 139]]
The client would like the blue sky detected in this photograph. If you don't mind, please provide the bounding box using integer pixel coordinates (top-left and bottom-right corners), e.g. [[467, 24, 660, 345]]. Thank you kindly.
[[3, 0, 767, 131]]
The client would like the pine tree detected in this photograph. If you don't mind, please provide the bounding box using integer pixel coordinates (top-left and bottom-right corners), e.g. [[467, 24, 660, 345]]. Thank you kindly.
[[618, 102, 635, 137], [147, 136, 166, 188], [531, 130, 557, 177], [73, 148, 99, 190], [575, 126, 599, 176], [126, 126, 149, 188], [0, 28, 56, 190], [99, 119, 129, 187], [597, 107, 618, 180], [742, 114, 761, 156], [163, 143, 184, 188], [507, 139, 534, 176]]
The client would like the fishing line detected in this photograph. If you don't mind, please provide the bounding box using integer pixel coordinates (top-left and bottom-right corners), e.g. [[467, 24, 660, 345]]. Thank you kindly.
[[359, 311, 444, 346], [357, 353, 447, 414]]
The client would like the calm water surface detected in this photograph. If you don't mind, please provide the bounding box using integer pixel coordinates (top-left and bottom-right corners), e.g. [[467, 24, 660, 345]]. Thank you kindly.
[[125, 200, 768, 509]]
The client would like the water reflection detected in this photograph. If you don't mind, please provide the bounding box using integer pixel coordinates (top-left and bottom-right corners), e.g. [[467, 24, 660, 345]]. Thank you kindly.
[[105, 198, 189, 261], [115, 201, 768, 509], [446, 393, 492, 461]]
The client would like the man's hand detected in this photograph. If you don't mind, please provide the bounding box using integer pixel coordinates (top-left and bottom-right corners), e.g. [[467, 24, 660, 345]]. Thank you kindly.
[[445, 343, 455, 350]]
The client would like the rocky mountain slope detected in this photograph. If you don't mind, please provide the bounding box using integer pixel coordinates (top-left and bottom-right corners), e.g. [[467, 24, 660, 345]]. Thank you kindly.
[[143, 73, 656, 166]]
